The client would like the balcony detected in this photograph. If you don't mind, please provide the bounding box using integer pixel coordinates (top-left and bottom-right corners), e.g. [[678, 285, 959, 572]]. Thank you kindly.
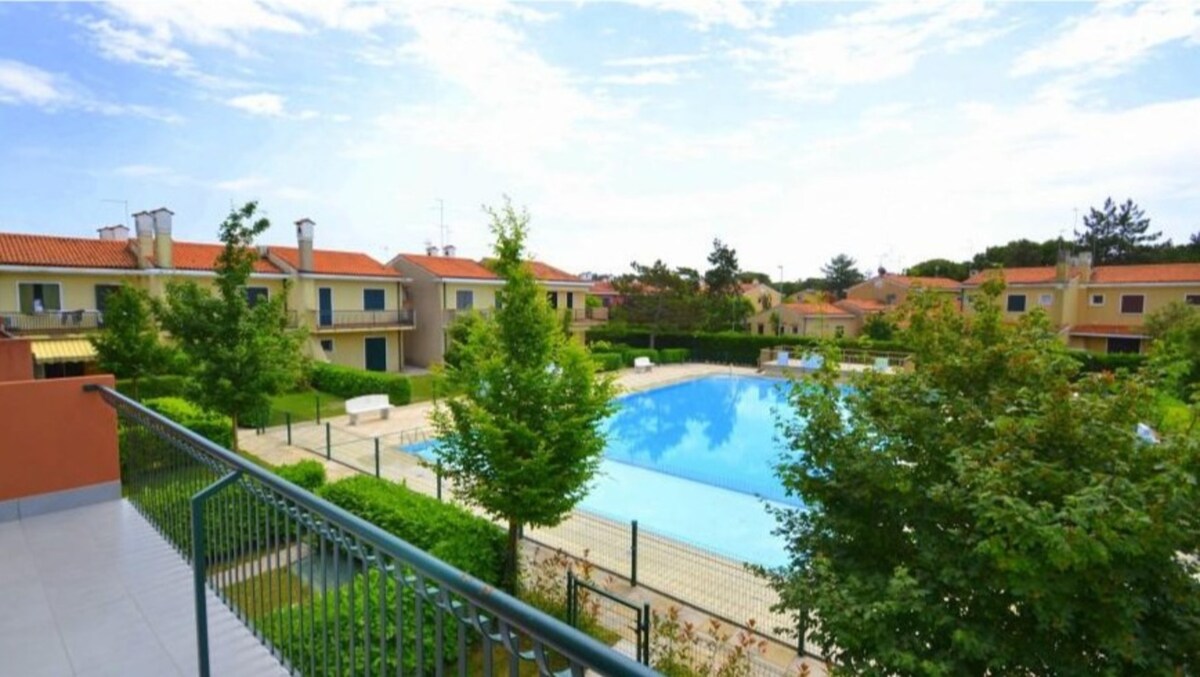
[[298, 309, 416, 332], [444, 308, 494, 324], [56, 385, 653, 676], [1, 310, 104, 335], [569, 306, 609, 323]]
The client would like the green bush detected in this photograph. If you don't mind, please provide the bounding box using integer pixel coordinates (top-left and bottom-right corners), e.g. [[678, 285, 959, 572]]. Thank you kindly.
[[310, 363, 412, 406], [144, 396, 233, 448], [274, 460, 326, 491], [318, 475, 506, 585], [116, 374, 194, 401], [621, 348, 660, 367], [1069, 350, 1149, 373], [591, 352, 624, 372], [587, 327, 912, 366], [658, 348, 690, 364]]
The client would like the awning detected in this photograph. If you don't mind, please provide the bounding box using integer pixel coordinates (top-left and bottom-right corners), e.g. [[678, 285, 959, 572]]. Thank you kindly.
[[31, 339, 97, 364]]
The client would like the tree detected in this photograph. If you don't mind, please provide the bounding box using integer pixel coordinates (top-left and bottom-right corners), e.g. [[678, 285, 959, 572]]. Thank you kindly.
[[903, 258, 970, 281], [157, 202, 305, 449], [432, 199, 617, 594], [613, 260, 703, 348], [820, 254, 864, 299], [1075, 197, 1162, 264], [88, 284, 168, 399], [970, 238, 1061, 270], [703, 239, 747, 331], [860, 312, 896, 341], [1147, 301, 1200, 404], [765, 282, 1200, 674]]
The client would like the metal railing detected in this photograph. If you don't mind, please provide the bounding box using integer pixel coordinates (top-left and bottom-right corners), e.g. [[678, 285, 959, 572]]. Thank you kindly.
[[445, 308, 494, 324], [568, 307, 609, 322], [92, 384, 657, 677], [0, 310, 104, 334], [307, 309, 415, 330]]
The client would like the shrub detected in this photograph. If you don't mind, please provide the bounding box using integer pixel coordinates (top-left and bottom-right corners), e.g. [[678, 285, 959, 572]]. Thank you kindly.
[[621, 348, 660, 367], [144, 396, 233, 448], [310, 362, 412, 406], [318, 475, 506, 584], [658, 348, 690, 364], [590, 352, 624, 372], [116, 374, 193, 401], [1069, 350, 1148, 374], [273, 460, 326, 491]]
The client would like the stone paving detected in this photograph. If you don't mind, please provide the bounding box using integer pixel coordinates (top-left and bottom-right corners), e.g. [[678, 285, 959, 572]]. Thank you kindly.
[[239, 363, 829, 675]]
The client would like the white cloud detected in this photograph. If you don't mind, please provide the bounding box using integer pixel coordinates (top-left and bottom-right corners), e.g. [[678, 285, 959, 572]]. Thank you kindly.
[[227, 93, 286, 116], [1012, 1, 1200, 78], [618, 0, 777, 31], [215, 176, 268, 192], [605, 53, 706, 67], [599, 70, 682, 86], [0, 59, 70, 107], [86, 18, 192, 70]]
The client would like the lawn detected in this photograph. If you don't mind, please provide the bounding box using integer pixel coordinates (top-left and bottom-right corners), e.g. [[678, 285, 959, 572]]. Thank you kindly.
[[1154, 392, 1196, 436], [268, 389, 346, 424], [408, 372, 460, 403]]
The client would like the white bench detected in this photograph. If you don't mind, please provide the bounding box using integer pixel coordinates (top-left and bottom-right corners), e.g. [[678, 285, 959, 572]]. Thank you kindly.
[[633, 356, 655, 373], [345, 394, 391, 425]]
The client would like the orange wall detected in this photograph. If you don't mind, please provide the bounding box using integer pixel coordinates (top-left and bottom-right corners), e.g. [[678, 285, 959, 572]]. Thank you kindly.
[[0, 374, 119, 501], [0, 338, 34, 382]]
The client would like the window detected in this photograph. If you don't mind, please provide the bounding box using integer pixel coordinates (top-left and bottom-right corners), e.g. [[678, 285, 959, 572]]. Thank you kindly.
[[320, 339, 334, 353], [455, 290, 473, 310], [1006, 294, 1026, 313], [363, 288, 385, 311], [834, 325, 845, 338], [18, 282, 61, 313], [94, 285, 121, 312], [1107, 337, 1141, 354], [757, 324, 764, 335], [1186, 295, 1200, 306], [547, 291, 558, 309], [566, 292, 574, 309], [245, 287, 269, 307], [1039, 293, 1053, 307], [1120, 295, 1145, 314], [791, 325, 798, 334], [43, 361, 85, 379], [1090, 293, 1105, 306]]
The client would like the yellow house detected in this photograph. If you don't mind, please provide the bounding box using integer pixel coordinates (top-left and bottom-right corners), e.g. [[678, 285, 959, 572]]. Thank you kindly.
[[740, 282, 783, 312], [0, 209, 413, 376], [846, 273, 962, 308], [747, 302, 858, 339], [963, 254, 1200, 354], [390, 250, 595, 367]]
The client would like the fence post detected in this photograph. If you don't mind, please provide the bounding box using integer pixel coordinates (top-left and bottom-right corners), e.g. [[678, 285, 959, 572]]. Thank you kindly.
[[374, 438, 380, 478], [325, 422, 331, 460], [285, 413, 292, 446], [566, 569, 575, 627], [640, 602, 651, 665], [631, 519, 638, 587], [436, 461, 443, 501], [315, 393, 321, 425], [190, 470, 242, 677]]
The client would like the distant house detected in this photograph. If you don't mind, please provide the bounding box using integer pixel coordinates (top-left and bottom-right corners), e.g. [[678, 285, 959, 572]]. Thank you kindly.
[[845, 273, 962, 308], [964, 254, 1200, 354], [747, 302, 857, 338], [740, 282, 783, 312], [588, 279, 623, 308]]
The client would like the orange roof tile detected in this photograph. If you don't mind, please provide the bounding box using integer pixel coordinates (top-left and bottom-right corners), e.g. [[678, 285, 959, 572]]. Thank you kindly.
[[1069, 324, 1149, 337], [964, 267, 1061, 285], [885, 274, 961, 290], [589, 280, 619, 295], [526, 260, 581, 282], [269, 246, 400, 278], [168, 242, 284, 274], [1091, 263, 1200, 284], [399, 254, 497, 279], [780, 302, 855, 317], [0, 233, 139, 269]]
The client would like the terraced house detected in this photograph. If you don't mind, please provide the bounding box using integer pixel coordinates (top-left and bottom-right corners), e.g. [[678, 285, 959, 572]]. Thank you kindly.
[[0, 209, 413, 377], [964, 253, 1200, 354], [390, 248, 597, 367]]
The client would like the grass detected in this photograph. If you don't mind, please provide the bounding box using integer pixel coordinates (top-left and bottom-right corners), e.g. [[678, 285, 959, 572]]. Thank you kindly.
[[408, 372, 461, 403], [225, 566, 313, 620], [268, 388, 346, 424], [1153, 392, 1196, 436]]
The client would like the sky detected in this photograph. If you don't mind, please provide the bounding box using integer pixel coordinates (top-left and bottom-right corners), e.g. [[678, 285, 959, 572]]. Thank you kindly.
[[1, 1, 1199, 280]]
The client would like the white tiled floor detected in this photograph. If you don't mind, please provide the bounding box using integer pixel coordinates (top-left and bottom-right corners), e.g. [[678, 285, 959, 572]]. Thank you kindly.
[[0, 500, 288, 677]]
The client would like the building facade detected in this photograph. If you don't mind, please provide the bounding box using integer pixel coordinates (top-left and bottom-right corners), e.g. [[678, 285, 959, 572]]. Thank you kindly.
[[747, 302, 858, 338]]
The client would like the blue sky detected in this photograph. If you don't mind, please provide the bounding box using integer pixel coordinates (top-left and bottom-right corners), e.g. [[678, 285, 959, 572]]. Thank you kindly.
[[1, 1, 1199, 278]]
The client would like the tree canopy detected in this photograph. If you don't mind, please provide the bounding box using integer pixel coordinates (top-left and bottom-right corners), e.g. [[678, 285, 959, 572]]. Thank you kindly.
[[88, 283, 170, 398], [612, 260, 705, 347], [1076, 197, 1162, 264], [904, 258, 970, 281], [766, 282, 1200, 674], [820, 254, 864, 299], [432, 199, 617, 593], [157, 202, 306, 448]]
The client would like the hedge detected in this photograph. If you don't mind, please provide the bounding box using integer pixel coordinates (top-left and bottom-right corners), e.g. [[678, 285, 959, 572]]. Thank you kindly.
[[317, 475, 506, 585], [143, 396, 233, 448], [1069, 351, 1149, 373], [658, 348, 691, 364], [116, 374, 193, 401], [274, 459, 326, 492], [310, 363, 412, 406], [620, 347, 659, 367], [591, 352, 624, 372], [586, 328, 912, 366]]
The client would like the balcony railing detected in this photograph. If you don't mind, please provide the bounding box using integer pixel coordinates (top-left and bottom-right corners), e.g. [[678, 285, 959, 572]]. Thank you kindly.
[[444, 308, 494, 324], [0, 310, 104, 334], [90, 384, 654, 677], [306, 309, 416, 330], [568, 307, 609, 322]]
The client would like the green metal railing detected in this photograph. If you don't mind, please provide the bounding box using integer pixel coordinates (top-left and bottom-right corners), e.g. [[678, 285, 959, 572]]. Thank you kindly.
[[91, 384, 658, 677]]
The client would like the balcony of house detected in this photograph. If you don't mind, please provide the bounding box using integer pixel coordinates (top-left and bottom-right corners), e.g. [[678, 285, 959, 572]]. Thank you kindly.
[[291, 308, 417, 333], [0, 338, 654, 677], [568, 306, 609, 324], [0, 310, 104, 336], [444, 307, 494, 325]]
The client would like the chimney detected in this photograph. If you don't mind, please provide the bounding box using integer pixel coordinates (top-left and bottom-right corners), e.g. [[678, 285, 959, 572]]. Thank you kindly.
[[151, 207, 174, 269], [1073, 251, 1093, 282], [443, 244, 457, 258], [425, 241, 439, 256], [133, 211, 154, 268], [1055, 248, 1068, 283], [295, 218, 315, 272], [97, 225, 130, 241]]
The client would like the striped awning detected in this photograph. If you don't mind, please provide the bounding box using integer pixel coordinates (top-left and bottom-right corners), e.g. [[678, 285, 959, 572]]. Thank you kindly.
[[30, 339, 97, 364]]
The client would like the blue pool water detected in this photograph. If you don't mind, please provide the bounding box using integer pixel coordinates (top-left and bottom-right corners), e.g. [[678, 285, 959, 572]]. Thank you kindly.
[[405, 375, 802, 566]]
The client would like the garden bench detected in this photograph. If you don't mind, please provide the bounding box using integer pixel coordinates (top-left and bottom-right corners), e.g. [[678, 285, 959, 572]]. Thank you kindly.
[[345, 394, 390, 425], [633, 356, 655, 373]]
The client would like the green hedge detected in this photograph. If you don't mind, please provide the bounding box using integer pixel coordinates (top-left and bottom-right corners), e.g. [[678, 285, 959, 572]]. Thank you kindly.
[[274, 459, 326, 492], [620, 347, 659, 367], [318, 475, 506, 585], [1069, 350, 1149, 373], [658, 347, 690, 364], [586, 328, 912, 366], [591, 352, 624, 372], [115, 374, 194, 401], [310, 363, 412, 406], [143, 396, 233, 448]]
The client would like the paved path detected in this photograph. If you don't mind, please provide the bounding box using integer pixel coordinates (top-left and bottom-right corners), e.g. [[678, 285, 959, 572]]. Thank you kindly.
[[239, 363, 828, 675]]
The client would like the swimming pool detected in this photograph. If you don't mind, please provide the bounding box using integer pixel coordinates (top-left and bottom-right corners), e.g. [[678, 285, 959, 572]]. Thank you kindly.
[[405, 375, 801, 566]]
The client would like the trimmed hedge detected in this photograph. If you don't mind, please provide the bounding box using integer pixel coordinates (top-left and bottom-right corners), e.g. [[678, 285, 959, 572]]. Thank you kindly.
[[1069, 350, 1149, 373], [143, 396, 233, 448], [116, 374, 193, 401], [318, 475, 506, 585], [658, 347, 690, 364], [310, 363, 412, 406], [591, 352, 624, 372], [274, 459, 326, 491], [586, 327, 912, 366]]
